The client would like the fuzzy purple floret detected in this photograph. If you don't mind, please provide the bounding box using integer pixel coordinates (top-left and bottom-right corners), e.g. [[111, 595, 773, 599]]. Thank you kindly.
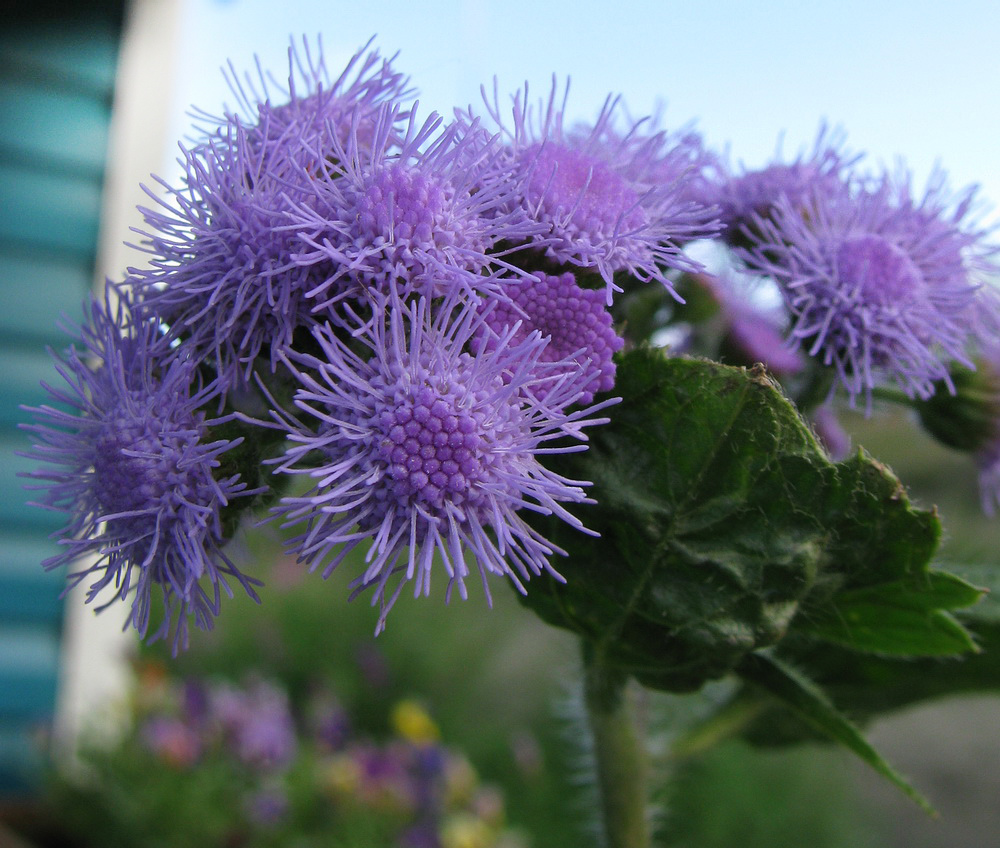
[[641, 125, 722, 211], [476, 271, 624, 403], [738, 170, 999, 406], [193, 36, 411, 163], [132, 124, 336, 382], [271, 291, 615, 631], [287, 103, 543, 306], [470, 79, 719, 302], [713, 124, 858, 239], [211, 679, 297, 772], [132, 40, 412, 384], [19, 296, 263, 651]]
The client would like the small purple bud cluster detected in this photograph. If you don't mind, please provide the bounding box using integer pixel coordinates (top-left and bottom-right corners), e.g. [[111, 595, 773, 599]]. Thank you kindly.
[[373, 380, 493, 512], [211, 679, 298, 771], [476, 271, 625, 403]]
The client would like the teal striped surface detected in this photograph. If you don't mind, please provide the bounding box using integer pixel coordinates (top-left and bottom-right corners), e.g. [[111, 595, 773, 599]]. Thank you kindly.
[[0, 5, 122, 795]]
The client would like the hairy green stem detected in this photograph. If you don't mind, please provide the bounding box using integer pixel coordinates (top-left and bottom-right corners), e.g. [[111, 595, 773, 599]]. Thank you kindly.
[[583, 643, 650, 848]]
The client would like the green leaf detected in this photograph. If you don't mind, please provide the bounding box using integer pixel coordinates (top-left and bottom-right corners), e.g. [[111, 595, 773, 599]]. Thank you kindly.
[[719, 625, 1000, 753], [696, 568, 995, 749], [524, 349, 835, 692], [812, 451, 942, 593], [797, 571, 984, 656], [523, 349, 976, 693], [950, 562, 1000, 624], [736, 652, 935, 815], [734, 565, 996, 744]]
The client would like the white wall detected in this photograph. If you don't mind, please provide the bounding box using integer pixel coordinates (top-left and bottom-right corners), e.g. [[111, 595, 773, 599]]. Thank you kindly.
[[55, 0, 182, 753]]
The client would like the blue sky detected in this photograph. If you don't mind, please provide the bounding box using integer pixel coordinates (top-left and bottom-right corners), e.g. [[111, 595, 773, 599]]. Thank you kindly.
[[168, 0, 1000, 223]]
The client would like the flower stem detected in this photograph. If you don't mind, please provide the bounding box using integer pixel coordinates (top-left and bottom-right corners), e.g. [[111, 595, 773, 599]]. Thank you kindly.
[[582, 642, 650, 848]]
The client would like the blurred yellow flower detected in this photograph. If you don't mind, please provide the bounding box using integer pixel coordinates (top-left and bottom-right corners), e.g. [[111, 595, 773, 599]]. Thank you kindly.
[[441, 812, 493, 848], [391, 699, 440, 744]]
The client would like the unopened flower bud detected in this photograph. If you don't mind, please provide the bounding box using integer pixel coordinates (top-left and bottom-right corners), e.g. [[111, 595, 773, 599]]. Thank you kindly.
[[916, 361, 1000, 453]]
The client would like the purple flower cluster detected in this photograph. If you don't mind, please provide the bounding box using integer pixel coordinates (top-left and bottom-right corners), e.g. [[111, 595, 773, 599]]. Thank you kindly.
[[738, 169, 996, 408], [131, 41, 412, 381], [701, 130, 1000, 504], [22, 37, 1000, 650], [210, 678, 299, 770], [20, 293, 264, 650], [471, 78, 720, 302], [26, 37, 736, 642], [706, 131, 999, 403], [274, 292, 611, 630], [142, 676, 297, 773], [288, 105, 543, 305]]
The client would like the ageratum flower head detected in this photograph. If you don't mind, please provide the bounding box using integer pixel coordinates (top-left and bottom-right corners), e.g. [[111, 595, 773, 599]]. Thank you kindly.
[[19, 294, 263, 651], [714, 124, 859, 248], [916, 350, 1000, 514], [474, 271, 624, 404], [193, 36, 411, 168], [287, 102, 543, 308], [738, 168, 999, 406], [271, 288, 616, 631], [133, 123, 334, 381], [571, 103, 720, 214], [470, 78, 719, 302], [132, 39, 412, 384]]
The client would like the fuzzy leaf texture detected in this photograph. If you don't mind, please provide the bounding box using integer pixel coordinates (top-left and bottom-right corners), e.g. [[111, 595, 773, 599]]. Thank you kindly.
[[521, 348, 983, 694]]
